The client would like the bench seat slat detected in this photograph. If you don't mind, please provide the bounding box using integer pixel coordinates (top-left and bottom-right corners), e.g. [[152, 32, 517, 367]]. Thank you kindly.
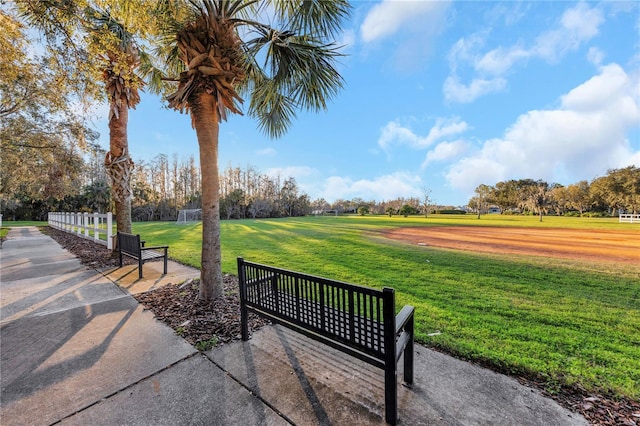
[[140, 250, 165, 260]]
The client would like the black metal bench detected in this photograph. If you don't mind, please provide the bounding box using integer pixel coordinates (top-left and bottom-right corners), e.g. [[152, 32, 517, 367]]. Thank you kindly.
[[116, 231, 168, 279], [237, 257, 414, 425]]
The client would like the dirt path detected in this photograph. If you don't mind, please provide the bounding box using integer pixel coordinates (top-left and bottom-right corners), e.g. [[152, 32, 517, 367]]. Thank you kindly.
[[383, 226, 640, 265]]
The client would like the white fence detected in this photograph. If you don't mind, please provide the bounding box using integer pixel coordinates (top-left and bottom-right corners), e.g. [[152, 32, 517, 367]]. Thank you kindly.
[[48, 212, 114, 249], [619, 214, 640, 223]]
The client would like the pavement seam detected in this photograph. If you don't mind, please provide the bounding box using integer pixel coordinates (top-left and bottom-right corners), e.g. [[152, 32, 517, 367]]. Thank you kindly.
[[48, 352, 200, 426], [202, 352, 297, 426]]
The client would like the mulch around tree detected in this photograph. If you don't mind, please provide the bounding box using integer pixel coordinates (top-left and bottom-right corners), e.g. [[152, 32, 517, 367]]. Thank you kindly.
[[40, 226, 639, 425], [133, 276, 269, 350]]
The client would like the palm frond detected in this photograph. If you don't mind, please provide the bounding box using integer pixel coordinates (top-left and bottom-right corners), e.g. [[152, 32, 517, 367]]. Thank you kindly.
[[86, 7, 137, 55], [282, 37, 344, 111], [249, 78, 297, 139], [272, 0, 351, 38], [244, 28, 344, 122], [137, 49, 172, 94]]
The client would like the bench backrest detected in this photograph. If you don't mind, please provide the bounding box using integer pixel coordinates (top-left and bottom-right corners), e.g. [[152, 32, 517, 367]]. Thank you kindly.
[[117, 232, 141, 256], [238, 258, 395, 361]]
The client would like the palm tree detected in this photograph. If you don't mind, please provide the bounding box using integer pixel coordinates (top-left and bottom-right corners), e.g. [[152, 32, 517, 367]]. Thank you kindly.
[[16, 2, 153, 234], [87, 8, 144, 234], [158, 0, 350, 300]]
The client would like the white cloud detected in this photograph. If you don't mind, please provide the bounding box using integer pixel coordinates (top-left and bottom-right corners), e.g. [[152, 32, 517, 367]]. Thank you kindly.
[[443, 75, 507, 104], [446, 33, 487, 72], [561, 64, 632, 112], [532, 2, 604, 62], [587, 47, 605, 65], [422, 140, 469, 168], [445, 63, 640, 194], [378, 117, 469, 150], [475, 45, 530, 76], [359, 0, 451, 71], [378, 121, 423, 150], [424, 118, 470, 146], [445, 3, 605, 103], [484, 2, 530, 26], [360, 0, 449, 43], [320, 172, 423, 202]]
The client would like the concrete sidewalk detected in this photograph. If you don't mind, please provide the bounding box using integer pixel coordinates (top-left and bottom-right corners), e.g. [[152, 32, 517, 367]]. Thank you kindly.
[[0, 226, 588, 425]]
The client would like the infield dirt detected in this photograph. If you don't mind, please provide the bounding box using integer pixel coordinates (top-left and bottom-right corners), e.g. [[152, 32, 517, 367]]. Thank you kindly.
[[383, 226, 640, 265]]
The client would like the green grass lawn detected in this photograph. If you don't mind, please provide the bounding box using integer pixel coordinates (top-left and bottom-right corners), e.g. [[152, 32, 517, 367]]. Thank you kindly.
[[2, 220, 48, 227], [132, 214, 638, 400]]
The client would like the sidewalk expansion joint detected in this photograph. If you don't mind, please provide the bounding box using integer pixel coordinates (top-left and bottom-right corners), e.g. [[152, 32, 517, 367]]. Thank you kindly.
[[202, 352, 297, 426], [49, 352, 200, 426]]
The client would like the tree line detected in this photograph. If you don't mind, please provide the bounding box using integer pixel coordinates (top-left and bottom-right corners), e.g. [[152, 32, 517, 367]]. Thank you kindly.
[[5, 151, 636, 222], [133, 160, 311, 221], [1, 145, 310, 222], [469, 166, 640, 220]]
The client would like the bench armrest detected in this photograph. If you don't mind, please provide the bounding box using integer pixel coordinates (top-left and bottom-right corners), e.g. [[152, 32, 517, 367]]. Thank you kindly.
[[395, 305, 415, 334], [141, 245, 169, 251]]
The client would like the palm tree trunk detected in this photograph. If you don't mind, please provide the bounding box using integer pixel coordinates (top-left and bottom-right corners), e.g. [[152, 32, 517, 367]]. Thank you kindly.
[[193, 93, 223, 301], [107, 94, 133, 234]]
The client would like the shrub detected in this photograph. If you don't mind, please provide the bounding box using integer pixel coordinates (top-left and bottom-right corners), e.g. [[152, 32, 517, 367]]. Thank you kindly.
[[583, 211, 610, 218], [564, 211, 581, 217], [398, 204, 418, 217], [437, 209, 467, 215]]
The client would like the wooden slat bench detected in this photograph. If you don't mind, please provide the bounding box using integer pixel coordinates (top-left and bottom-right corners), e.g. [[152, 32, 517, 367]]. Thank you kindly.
[[237, 257, 414, 425], [117, 232, 168, 279]]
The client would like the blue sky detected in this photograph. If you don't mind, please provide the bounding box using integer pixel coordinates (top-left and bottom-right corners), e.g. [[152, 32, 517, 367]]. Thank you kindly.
[[92, 0, 640, 207]]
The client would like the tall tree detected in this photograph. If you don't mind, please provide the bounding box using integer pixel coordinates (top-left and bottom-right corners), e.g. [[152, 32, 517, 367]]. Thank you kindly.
[[492, 180, 519, 212], [87, 8, 144, 233], [565, 181, 591, 216], [158, 0, 350, 300], [17, 1, 163, 233], [422, 187, 432, 217], [473, 184, 492, 219], [0, 8, 97, 215], [591, 166, 640, 215], [280, 177, 299, 217], [519, 180, 555, 222]]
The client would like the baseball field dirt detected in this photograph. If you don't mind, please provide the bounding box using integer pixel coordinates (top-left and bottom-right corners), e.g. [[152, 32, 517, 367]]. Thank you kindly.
[[383, 226, 640, 264]]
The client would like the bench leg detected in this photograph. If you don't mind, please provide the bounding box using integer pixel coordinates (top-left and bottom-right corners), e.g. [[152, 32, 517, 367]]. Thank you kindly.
[[138, 259, 143, 279], [404, 315, 414, 386], [403, 345, 414, 387], [384, 358, 397, 425], [238, 258, 249, 341], [382, 287, 398, 425], [163, 252, 167, 275]]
